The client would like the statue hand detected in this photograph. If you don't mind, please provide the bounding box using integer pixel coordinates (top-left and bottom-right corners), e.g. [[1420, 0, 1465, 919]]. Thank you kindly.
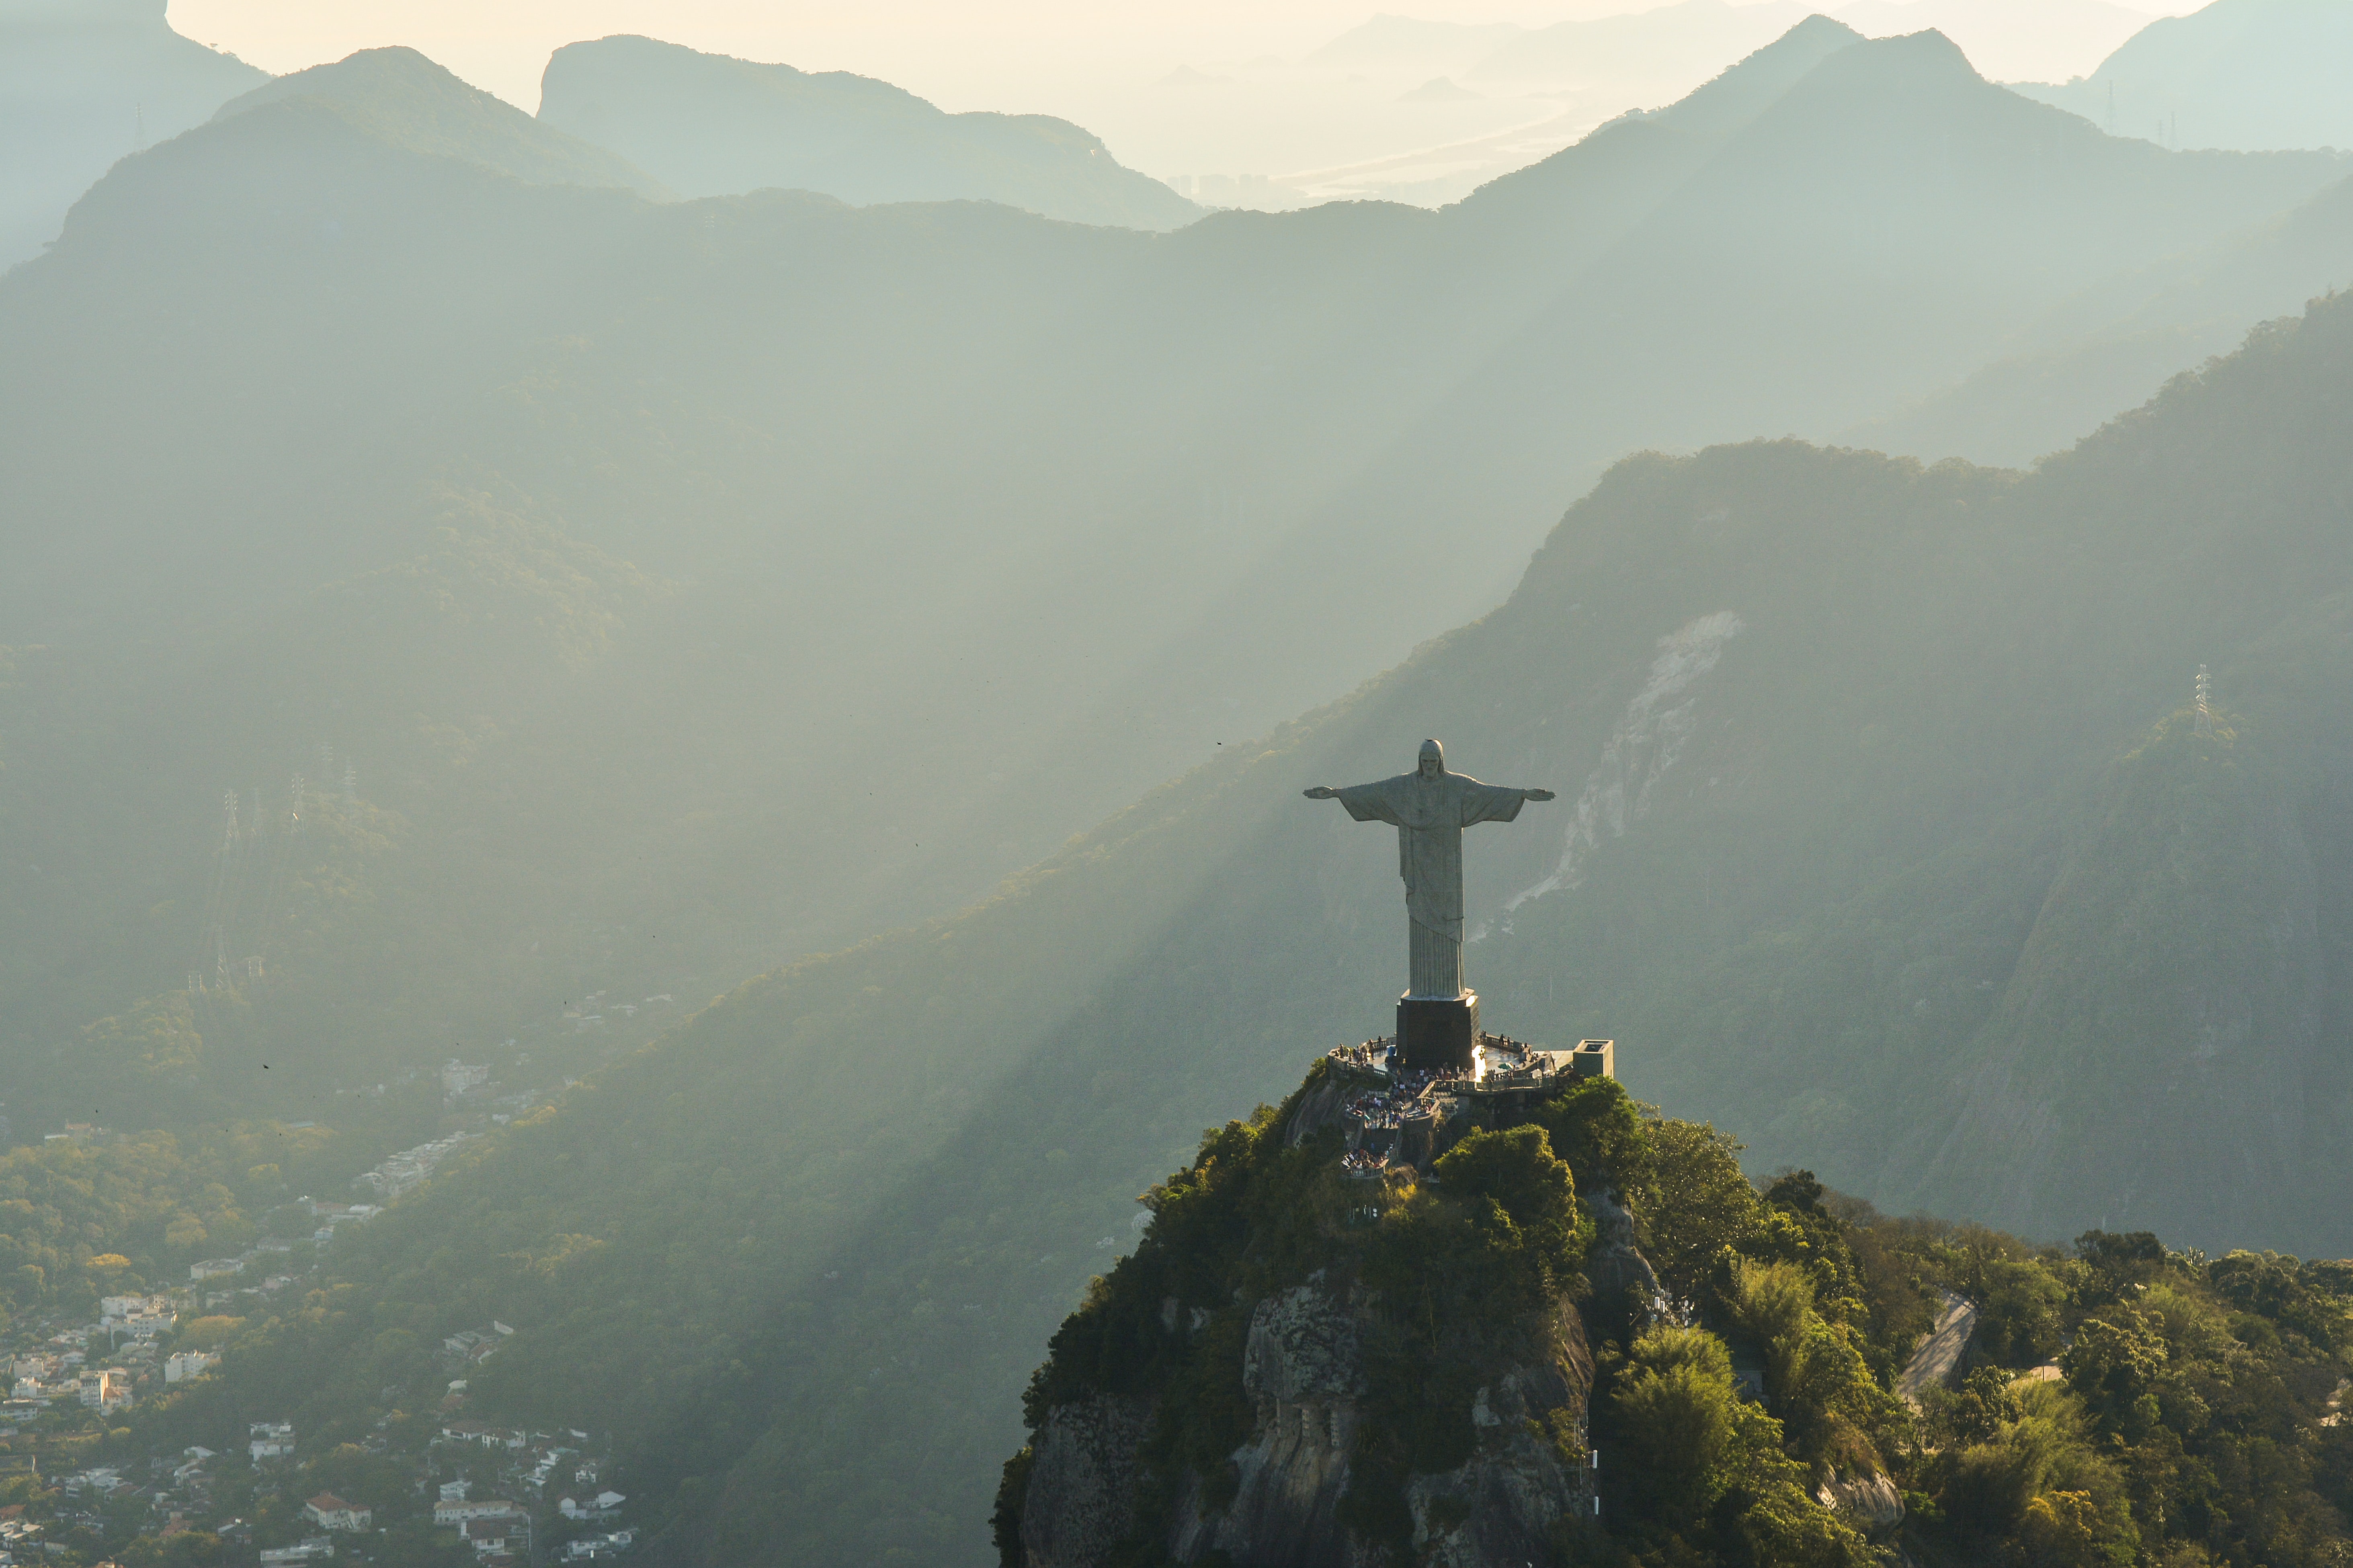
[[1303, 786, 1338, 800], [1523, 788, 1557, 802]]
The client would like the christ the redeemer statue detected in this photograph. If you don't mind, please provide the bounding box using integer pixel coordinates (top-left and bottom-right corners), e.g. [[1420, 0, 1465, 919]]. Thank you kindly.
[[1306, 739, 1553, 1069]]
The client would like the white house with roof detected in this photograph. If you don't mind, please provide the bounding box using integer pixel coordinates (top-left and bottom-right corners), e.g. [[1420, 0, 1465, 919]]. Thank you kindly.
[[559, 1490, 624, 1521], [303, 1493, 371, 1531], [249, 1421, 294, 1460], [458, 1516, 521, 1556]]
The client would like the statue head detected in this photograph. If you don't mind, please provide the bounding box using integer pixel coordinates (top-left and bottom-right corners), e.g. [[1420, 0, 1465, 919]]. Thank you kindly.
[[1418, 739, 1443, 779]]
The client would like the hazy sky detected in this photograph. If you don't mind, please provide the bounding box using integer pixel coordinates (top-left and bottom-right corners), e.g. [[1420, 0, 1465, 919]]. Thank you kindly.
[[166, 0, 2210, 188]]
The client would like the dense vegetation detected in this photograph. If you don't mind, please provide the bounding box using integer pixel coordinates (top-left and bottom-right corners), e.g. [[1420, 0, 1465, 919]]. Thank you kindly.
[[999, 1069, 1621, 1565], [1598, 1143, 2353, 1567], [0, 1123, 362, 1326], [1004, 1066, 2353, 1566]]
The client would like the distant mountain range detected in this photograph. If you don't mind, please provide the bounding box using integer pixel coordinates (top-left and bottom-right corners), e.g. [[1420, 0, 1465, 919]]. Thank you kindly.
[[537, 34, 1200, 231], [10, 21, 2353, 1140], [217, 47, 670, 198], [0, 15, 1195, 274], [1305, 0, 2155, 104]]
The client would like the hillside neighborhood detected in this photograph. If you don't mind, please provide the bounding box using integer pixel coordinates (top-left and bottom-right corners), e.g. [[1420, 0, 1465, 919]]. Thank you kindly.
[[0, 1081, 631, 1566]]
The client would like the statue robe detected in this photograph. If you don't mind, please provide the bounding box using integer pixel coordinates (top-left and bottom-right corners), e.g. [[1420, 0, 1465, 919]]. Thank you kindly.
[[1330, 768, 1530, 998]]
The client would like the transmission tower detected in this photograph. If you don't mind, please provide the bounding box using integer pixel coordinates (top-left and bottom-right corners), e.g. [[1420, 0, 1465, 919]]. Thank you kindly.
[[2194, 665, 2214, 737]]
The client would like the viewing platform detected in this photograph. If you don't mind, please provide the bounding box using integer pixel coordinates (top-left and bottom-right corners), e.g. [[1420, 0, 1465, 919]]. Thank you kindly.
[[1320, 1035, 1616, 1176]]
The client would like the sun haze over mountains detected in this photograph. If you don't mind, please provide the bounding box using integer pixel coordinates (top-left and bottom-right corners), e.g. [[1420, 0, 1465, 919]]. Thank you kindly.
[[9, 0, 2353, 1565]]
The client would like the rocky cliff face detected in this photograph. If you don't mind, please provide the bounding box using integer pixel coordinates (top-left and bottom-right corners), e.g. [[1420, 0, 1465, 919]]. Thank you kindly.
[[1018, 1274, 1593, 1568], [1164, 1281, 1371, 1568], [1021, 1394, 1157, 1568], [1005, 1063, 1607, 1568]]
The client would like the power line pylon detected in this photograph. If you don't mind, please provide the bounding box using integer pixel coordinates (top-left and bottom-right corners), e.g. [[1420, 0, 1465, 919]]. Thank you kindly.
[[2194, 665, 2214, 738]]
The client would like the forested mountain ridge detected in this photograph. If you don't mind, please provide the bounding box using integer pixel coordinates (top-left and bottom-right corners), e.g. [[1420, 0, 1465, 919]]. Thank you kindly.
[[1004, 1064, 2353, 1568], [11, 25, 2353, 1169], [132, 284, 2353, 1564], [0, 0, 265, 268], [536, 34, 1197, 229]]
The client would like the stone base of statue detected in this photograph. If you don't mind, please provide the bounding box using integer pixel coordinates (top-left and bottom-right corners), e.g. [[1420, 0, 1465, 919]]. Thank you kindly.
[[1397, 990, 1479, 1074]]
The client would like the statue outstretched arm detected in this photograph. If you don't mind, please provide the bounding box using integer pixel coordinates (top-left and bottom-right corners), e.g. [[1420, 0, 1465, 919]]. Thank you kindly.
[[1308, 780, 1407, 825], [1522, 788, 1556, 801]]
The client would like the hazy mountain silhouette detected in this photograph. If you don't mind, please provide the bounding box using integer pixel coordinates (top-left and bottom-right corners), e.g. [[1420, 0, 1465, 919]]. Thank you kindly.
[[1841, 161, 2353, 464], [10, 27, 2353, 1152], [1303, 12, 1526, 74], [217, 46, 670, 198], [0, 0, 264, 267], [536, 34, 1198, 229], [2017, 0, 2353, 152]]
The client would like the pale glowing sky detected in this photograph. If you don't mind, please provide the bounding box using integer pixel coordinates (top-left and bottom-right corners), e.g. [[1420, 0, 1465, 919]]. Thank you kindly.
[[165, 0, 2208, 189], [169, 0, 1697, 108]]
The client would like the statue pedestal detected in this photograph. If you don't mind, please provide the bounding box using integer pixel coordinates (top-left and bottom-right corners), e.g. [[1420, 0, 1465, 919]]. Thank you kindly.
[[1397, 991, 1479, 1074]]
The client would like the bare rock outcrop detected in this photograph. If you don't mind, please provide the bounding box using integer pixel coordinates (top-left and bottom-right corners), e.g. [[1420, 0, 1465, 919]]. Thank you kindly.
[[1816, 1466, 1904, 1535], [1023, 1276, 1593, 1568], [1583, 1186, 1667, 1318], [1406, 1323, 1594, 1568], [1170, 1280, 1371, 1566], [1007, 1059, 1641, 1568], [1019, 1393, 1156, 1568], [1167, 1284, 1591, 1568], [1282, 1072, 1360, 1148]]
